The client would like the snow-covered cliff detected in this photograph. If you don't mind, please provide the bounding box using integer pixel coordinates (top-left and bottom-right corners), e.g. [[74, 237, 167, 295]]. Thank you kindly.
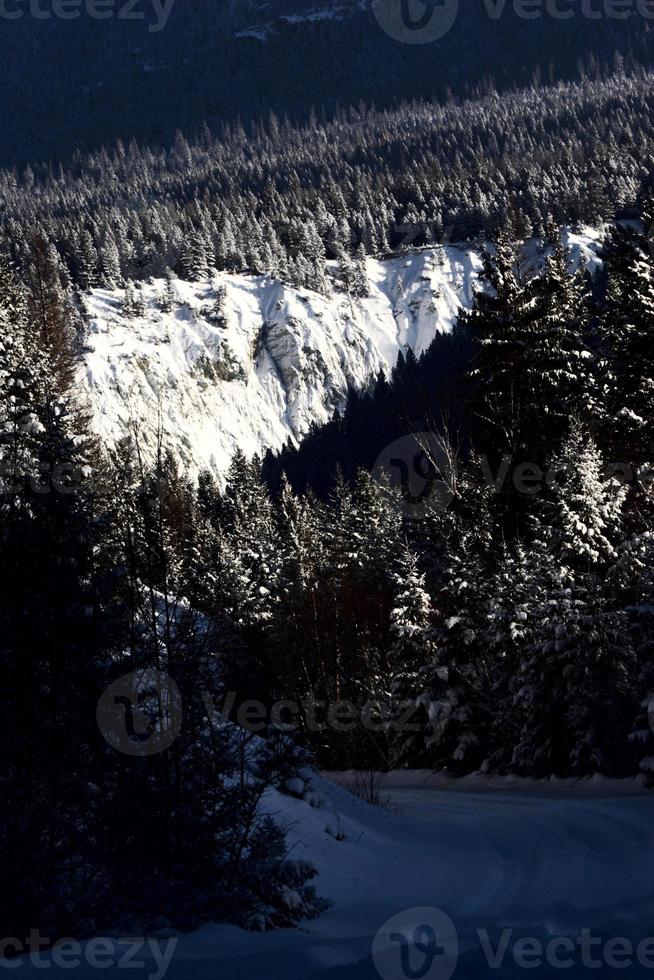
[[80, 231, 602, 479]]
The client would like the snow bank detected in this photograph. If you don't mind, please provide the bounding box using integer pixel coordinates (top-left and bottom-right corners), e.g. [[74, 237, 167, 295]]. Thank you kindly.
[[324, 767, 649, 797], [17, 765, 654, 978]]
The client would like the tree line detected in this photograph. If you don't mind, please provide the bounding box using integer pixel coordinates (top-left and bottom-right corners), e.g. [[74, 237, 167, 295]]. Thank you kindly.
[[4, 67, 654, 299], [1, 0, 651, 165]]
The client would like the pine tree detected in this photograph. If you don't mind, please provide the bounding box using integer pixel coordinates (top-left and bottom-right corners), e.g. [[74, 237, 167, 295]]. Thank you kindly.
[[545, 420, 625, 572], [269, 476, 325, 702], [0, 252, 112, 937], [132, 285, 147, 318], [524, 223, 597, 452], [382, 544, 435, 767], [221, 452, 284, 634], [612, 530, 654, 783], [338, 249, 356, 294], [0, 254, 50, 503], [351, 243, 369, 298], [158, 268, 178, 313], [511, 425, 636, 776], [464, 232, 539, 457], [122, 283, 137, 317], [27, 233, 77, 394], [210, 280, 229, 328], [511, 554, 637, 777], [179, 231, 210, 282], [99, 234, 123, 288], [425, 530, 500, 772], [76, 229, 99, 292], [600, 221, 654, 462]]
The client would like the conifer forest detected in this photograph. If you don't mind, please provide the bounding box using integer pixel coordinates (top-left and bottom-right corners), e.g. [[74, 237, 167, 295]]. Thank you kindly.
[[3, 2, 654, 977]]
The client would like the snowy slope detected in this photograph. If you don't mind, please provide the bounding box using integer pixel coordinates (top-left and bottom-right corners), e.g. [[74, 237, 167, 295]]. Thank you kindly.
[[15, 771, 654, 979], [80, 230, 602, 480]]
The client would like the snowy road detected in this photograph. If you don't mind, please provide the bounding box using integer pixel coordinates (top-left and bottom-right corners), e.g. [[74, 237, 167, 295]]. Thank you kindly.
[[17, 775, 654, 979]]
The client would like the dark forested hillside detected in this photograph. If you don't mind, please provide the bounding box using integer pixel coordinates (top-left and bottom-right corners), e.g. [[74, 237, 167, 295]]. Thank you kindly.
[[2, 0, 654, 165], [4, 68, 654, 299]]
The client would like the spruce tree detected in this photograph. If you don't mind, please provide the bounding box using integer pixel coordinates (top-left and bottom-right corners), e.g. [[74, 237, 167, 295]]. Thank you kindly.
[[465, 232, 538, 457], [524, 223, 597, 453], [511, 424, 637, 776], [600, 221, 654, 463]]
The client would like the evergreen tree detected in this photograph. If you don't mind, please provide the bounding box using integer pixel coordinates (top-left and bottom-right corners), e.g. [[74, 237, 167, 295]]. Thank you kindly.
[[524, 223, 597, 452], [179, 232, 210, 282], [545, 420, 625, 572], [512, 555, 637, 777], [158, 268, 178, 313], [382, 544, 435, 767], [600, 221, 654, 462], [27, 233, 77, 394], [613, 530, 654, 784], [99, 234, 123, 288], [351, 243, 369, 298], [512, 425, 636, 776], [464, 232, 539, 457]]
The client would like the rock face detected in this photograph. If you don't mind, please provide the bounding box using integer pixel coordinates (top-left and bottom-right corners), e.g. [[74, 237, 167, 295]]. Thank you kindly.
[[79, 231, 602, 480]]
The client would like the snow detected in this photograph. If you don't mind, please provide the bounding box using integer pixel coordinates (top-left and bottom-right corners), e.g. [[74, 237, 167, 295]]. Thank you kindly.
[[79, 230, 602, 482], [15, 769, 654, 978], [562, 226, 605, 275], [80, 246, 484, 480], [234, 0, 369, 39]]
